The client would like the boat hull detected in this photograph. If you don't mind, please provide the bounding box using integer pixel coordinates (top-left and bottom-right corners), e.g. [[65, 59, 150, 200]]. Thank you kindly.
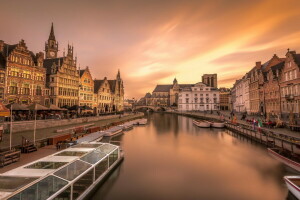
[[193, 120, 211, 128], [103, 130, 123, 138], [268, 148, 300, 172], [211, 123, 225, 128], [284, 176, 300, 200]]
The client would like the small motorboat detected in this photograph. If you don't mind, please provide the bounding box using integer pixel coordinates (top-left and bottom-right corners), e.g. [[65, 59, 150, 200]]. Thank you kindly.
[[193, 120, 211, 128], [284, 176, 300, 199], [202, 120, 224, 128], [268, 148, 300, 172]]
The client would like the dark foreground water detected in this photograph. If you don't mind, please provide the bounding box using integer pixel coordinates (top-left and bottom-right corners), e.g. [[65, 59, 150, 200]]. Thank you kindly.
[[92, 113, 291, 200]]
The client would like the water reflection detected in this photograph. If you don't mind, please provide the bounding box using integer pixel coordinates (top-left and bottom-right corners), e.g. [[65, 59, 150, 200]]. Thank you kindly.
[[92, 113, 289, 200]]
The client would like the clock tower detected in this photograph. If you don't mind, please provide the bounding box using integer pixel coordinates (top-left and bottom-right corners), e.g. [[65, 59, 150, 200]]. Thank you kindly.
[[45, 23, 58, 59]]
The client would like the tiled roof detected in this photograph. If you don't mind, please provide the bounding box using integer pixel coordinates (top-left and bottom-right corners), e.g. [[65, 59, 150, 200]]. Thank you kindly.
[[94, 80, 104, 93], [153, 85, 173, 92], [108, 80, 116, 93], [292, 54, 300, 67], [79, 69, 85, 77]]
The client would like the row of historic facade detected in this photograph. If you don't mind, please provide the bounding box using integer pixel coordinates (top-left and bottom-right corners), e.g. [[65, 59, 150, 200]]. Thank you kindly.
[[138, 74, 221, 111], [231, 50, 300, 118], [0, 23, 124, 113]]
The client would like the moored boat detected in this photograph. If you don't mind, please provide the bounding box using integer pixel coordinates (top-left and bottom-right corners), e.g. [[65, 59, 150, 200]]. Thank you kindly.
[[211, 122, 225, 128], [268, 148, 300, 172], [193, 120, 211, 128], [284, 176, 300, 199], [103, 127, 123, 137]]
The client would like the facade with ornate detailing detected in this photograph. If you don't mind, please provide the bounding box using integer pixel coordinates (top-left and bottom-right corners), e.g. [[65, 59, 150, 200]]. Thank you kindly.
[[0, 39, 48, 105], [280, 50, 300, 118], [78, 67, 94, 107], [178, 82, 219, 111], [262, 61, 284, 116], [93, 70, 124, 114], [43, 24, 80, 107]]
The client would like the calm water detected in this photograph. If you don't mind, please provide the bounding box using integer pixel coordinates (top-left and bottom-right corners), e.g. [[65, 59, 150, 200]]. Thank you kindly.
[[92, 113, 292, 200]]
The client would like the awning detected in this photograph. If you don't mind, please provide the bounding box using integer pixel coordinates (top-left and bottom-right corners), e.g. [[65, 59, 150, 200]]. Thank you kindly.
[[0, 102, 10, 116], [6, 103, 29, 111], [27, 103, 49, 111]]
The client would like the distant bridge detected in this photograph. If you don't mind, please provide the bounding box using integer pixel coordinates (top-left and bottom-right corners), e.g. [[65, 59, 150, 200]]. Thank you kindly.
[[133, 105, 168, 111]]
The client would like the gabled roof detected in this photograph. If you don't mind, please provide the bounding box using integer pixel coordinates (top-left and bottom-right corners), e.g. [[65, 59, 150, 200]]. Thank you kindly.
[[79, 69, 85, 77], [94, 80, 104, 93], [43, 57, 64, 74], [153, 85, 173, 92], [108, 80, 116, 93], [292, 53, 300, 67]]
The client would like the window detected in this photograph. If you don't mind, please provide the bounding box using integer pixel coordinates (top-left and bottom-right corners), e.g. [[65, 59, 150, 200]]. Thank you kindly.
[[23, 84, 30, 95], [0, 73, 4, 83], [10, 82, 18, 94], [36, 86, 42, 95], [0, 88, 3, 99]]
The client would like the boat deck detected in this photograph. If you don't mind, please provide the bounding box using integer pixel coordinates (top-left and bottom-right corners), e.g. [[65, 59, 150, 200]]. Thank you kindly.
[[289, 178, 300, 187]]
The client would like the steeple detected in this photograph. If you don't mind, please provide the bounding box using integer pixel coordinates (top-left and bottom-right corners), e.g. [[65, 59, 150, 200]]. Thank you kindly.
[[173, 78, 178, 85], [117, 69, 121, 80], [45, 23, 58, 59], [49, 22, 56, 41]]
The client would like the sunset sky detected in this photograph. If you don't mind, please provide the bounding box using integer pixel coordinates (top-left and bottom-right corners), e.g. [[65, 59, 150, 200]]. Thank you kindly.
[[1, 0, 300, 98]]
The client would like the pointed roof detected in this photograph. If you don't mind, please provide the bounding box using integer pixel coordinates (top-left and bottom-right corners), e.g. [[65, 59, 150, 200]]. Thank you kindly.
[[117, 69, 121, 79], [49, 23, 56, 41], [94, 79, 105, 93]]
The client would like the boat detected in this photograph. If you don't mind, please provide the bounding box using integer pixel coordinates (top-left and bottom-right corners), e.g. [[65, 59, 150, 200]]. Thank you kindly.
[[118, 123, 134, 131], [284, 176, 300, 199], [209, 121, 225, 128], [103, 126, 123, 137], [137, 118, 147, 125], [268, 148, 300, 172], [0, 142, 124, 200], [193, 120, 211, 128], [132, 118, 148, 125]]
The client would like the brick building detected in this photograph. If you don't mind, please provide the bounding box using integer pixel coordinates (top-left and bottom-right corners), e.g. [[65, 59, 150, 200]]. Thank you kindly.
[[0, 39, 48, 105]]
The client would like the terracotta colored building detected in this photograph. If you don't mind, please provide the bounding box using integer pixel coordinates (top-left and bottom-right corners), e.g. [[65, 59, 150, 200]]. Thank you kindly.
[[280, 50, 300, 118]]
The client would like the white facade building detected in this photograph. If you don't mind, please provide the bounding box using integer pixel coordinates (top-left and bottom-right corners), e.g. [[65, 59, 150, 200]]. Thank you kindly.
[[232, 75, 250, 113], [178, 82, 220, 111]]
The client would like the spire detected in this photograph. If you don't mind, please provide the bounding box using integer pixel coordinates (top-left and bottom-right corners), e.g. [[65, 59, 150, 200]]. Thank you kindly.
[[173, 77, 178, 85], [117, 69, 121, 79], [49, 22, 56, 41]]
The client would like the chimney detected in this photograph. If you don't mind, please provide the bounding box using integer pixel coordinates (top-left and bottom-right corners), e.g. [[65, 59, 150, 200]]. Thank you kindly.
[[255, 61, 261, 69], [0, 40, 4, 52]]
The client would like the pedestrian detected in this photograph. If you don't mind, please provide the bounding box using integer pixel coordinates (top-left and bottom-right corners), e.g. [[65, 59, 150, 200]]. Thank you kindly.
[[233, 114, 237, 124], [258, 118, 262, 132], [56, 142, 59, 150], [253, 118, 257, 131]]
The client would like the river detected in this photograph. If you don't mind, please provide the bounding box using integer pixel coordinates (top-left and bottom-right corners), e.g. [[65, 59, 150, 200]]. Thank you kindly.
[[92, 113, 295, 200]]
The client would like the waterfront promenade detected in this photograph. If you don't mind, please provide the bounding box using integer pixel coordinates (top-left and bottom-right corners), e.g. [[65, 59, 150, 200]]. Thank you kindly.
[[169, 111, 300, 139], [0, 112, 143, 149]]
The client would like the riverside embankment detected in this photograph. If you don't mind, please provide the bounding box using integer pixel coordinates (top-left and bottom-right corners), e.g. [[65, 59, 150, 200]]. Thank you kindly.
[[0, 112, 144, 150], [167, 111, 300, 154]]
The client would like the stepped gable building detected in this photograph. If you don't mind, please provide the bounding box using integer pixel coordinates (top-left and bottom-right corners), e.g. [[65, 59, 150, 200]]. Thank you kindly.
[[0, 39, 48, 105], [43, 23, 80, 107], [78, 67, 94, 108], [93, 70, 124, 114], [280, 49, 300, 118]]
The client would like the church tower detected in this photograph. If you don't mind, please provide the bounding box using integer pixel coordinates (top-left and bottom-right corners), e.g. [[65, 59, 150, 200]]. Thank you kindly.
[[45, 23, 58, 59]]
